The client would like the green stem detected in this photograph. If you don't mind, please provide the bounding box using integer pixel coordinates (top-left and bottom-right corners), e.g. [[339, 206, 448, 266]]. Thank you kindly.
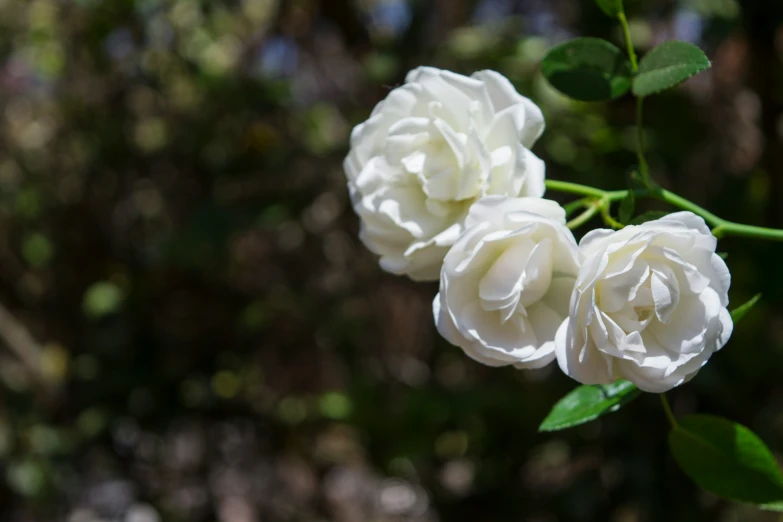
[[654, 188, 723, 225], [544, 180, 622, 200], [710, 222, 783, 241], [657, 190, 783, 240], [545, 180, 783, 241], [617, 9, 651, 186], [563, 197, 592, 217], [660, 394, 678, 428], [564, 195, 627, 231], [600, 202, 625, 229], [567, 199, 602, 230], [617, 11, 638, 72], [555, 7, 783, 242], [636, 97, 650, 183]]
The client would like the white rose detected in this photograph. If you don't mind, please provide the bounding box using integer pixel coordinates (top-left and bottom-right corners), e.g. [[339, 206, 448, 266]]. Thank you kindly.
[[555, 212, 733, 393], [434, 196, 581, 369], [344, 67, 546, 281]]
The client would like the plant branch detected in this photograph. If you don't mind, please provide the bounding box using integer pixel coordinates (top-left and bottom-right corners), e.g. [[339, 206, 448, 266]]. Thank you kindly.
[[617, 10, 638, 73], [563, 195, 626, 231], [617, 10, 651, 186], [635, 97, 650, 184], [545, 11, 783, 241], [546, 180, 783, 240], [545, 180, 625, 200], [563, 197, 593, 217], [600, 202, 625, 229], [567, 199, 602, 230]]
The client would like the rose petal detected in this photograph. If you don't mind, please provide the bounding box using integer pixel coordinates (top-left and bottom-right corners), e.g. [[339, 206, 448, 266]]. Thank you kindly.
[[345, 67, 547, 280], [555, 319, 614, 384]]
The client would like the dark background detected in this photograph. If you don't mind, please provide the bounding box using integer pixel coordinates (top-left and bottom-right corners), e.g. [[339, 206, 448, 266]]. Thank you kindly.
[[1, 0, 783, 520]]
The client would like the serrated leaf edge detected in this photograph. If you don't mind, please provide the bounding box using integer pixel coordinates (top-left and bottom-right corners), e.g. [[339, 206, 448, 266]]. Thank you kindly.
[[632, 61, 711, 96]]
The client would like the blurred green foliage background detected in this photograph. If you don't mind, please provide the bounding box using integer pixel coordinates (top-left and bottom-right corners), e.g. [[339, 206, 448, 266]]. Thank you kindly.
[[1, 0, 783, 520]]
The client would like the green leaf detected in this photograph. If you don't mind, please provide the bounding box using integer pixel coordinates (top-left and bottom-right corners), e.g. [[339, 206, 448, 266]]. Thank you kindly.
[[731, 293, 762, 324], [633, 41, 711, 97], [539, 380, 639, 432], [618, 190, 635, 224], [595, 0, 623, 17], [669, 415, 783, 507], [541, 38, 632, 102], [628, 210, 670, 225]]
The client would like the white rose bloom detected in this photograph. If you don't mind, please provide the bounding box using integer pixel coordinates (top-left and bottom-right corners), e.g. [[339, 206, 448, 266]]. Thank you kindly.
[[434, 196, 581, 369], [344, 67, 546, 281], [555, 212, 733, 393]]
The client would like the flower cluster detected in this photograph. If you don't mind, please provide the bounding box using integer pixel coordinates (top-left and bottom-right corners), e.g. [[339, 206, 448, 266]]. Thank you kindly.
[[345, 67, 732, 393]]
